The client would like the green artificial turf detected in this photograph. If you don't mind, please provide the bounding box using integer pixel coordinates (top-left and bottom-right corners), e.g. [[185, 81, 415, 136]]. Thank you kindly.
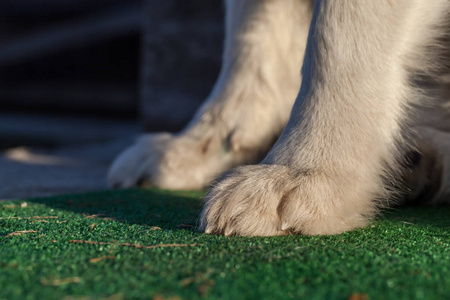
[[1, 189, 449, 300]]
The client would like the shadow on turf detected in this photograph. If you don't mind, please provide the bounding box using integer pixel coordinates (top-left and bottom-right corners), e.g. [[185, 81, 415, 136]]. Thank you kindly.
[[27, 189, 205, 231], [26, 188, 450, 235], [377, 205, 450, 232]]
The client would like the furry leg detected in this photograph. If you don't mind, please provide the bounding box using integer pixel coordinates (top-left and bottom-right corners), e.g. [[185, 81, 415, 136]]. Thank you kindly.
[[200, 0, 450, 236], [108, 0, 313, 189]]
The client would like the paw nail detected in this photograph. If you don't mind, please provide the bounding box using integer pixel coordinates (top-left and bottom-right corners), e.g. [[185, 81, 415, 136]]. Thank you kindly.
[[224, 227, 234, 236], [281, 222, 290, 231]]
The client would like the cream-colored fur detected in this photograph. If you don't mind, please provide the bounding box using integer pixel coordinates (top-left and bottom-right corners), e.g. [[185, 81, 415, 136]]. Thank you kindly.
[[110, 0, 450, 236], [109, 0, 313, 189]]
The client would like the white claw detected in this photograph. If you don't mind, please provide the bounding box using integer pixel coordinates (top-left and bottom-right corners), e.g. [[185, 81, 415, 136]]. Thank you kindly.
[[224, 226, 234, 236], [281, 222, 290, 231], [204, 226, 213, 234]]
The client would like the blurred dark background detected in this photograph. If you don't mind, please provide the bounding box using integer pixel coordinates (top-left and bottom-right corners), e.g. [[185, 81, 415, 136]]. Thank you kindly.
[[0, 0, 224, 199], [0, 0, 223, 133]]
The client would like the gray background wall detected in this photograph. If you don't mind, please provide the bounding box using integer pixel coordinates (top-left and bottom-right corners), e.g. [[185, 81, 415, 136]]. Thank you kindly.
[[0, 0, 224, 132], [140, 0, 224, 131]]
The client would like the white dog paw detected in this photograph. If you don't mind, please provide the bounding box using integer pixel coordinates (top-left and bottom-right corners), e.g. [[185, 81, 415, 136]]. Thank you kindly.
[[107, 133, 173, 189], [107, 127, 264, 190], [199, 164, 376, 236], [108, 132, 220, 190]]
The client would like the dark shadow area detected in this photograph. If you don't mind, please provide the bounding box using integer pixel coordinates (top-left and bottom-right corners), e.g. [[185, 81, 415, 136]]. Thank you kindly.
[[27, 189, 205, 231], [378, 205, 450, 232], [25, 189, 450, 233]]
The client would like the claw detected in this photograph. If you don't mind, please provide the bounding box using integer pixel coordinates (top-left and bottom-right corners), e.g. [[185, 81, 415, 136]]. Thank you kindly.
[[224, 225, 234, 236], [204, 226, 214, 234], [281, 222, 290, 231]]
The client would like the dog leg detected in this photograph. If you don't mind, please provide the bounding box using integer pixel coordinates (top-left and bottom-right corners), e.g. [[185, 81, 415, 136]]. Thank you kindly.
[[200, 0, 450, 236], [108, 0, 314, 189]]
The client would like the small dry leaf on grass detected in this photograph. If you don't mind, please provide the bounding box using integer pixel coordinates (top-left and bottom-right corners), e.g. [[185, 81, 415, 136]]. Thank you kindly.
[[89, 256, 116, 263], [151, 226, 162, 230], [2, 202, 27, 209], [401, 221, 416, 225], [180, 269, 216, 297], [69, 240, 200, 249], [153, 295, 181, 300], [5, 230, 37, 237], [3, 204, 17, 209], [197, 282, 215, 298], [349, 293, 369, 300], [82, 213, 116, 221], [109, 245, 117, 254], [40, 277, 81, 286], [180, 277, 196, 286]]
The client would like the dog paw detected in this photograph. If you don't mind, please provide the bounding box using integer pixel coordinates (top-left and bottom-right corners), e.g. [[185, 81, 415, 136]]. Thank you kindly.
[[109, 132, 224, 190], [107, 128, 263, 190], [199, 164, 376, 236], [108, 133, 174, 189]]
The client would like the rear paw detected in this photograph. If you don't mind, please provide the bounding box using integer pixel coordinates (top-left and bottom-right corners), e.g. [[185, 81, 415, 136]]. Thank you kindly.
[[108, 133, 173, 189], [108, 131, 239, 190]]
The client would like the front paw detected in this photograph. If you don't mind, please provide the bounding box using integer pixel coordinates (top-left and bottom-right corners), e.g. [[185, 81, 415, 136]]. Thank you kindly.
[[199, 165, 290, 236], [200, 164, 376, 236]]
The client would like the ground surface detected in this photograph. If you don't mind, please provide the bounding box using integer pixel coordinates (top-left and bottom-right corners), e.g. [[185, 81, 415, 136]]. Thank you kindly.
[[0, 112, 137, 200], [1, 189, 449, 300]]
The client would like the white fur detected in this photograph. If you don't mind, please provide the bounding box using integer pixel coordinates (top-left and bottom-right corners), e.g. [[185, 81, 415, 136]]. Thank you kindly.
[[109, 0, 313, 189], [110, 0, 450, 236]]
